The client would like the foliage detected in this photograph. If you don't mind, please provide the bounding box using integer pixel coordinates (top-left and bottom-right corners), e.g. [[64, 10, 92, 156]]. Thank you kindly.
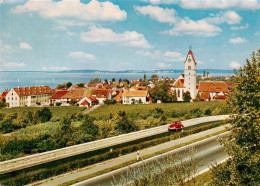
[[38, 107, 52, 123], [115, 111, 138, 133], [172, 90, 177, 102], [183, 91, 192, 102], [211, 49, 260, 185], [69, 99, 78, 106], [80, 115, 99, 142], [151, 74, 159, 79], [55, 102, 62, 106], [193, 92, 201, 102], [149, 107, 164, 119], [56, 81, 72, 89], [103, 99, 117, 105], [89, 78, 101, 84], [0, 101, 8, 108], [77, 83, 85, 88], [149, 81, 173, 103]]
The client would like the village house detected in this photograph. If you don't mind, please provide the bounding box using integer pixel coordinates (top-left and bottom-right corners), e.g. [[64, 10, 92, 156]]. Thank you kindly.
[[91, 89, 112, 104], [198, 81, 231, 101], [5, 86, 54, 107], [49, 89, 69, 105], [0, 91, 8, 102], [78, 96, 99, 107], [122, 90, 150, 104], [60, 88, 87, 106]]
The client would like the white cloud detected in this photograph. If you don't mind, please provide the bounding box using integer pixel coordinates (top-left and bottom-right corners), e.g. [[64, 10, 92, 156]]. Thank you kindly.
[[204, 11, 241, 25], [0, 40, 13, 53], [19, 42, 32, 50], [2, 32, 10, 37], [0, 59, 26, 68], [81, 26, 152, 48], [229, 37, 248, 44], [68, 51, 96, 62], [134, 5, 178, 23], [50, 66, 70, 71], [150, 0, 260, 10], [11, 0, 127, 21], [229, 61, 241, 69], [66, 31, 76, 36], [155, 62, 171, 69], [163, 19, 222, 37], [163, 51, 185, 61], [231, 24, 249, 30], [136, 50, 161, 59]]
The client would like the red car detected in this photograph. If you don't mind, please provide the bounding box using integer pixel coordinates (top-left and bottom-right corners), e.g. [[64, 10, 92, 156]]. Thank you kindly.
[[168, 121, 184, 131]]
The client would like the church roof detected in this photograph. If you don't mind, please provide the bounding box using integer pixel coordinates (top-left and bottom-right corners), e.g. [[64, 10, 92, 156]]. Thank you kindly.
[[173, 79, 185, 88], [185, 50, 197, 65]]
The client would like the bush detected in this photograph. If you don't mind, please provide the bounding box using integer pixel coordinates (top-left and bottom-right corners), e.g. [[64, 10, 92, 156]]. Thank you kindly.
[[171, 109, 180, 118], [39, 107, 52, 123], [104, 99, 117, 105], [55, 102, 62, 106], [204, 108, 212, 116]]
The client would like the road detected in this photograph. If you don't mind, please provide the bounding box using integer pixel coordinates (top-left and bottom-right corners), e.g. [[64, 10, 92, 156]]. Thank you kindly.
[[73, 133, 228, 186]]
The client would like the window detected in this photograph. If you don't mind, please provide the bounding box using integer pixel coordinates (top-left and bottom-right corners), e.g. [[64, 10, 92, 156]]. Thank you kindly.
[[188, 66, 191, 70], [178, 90, 180, 97]]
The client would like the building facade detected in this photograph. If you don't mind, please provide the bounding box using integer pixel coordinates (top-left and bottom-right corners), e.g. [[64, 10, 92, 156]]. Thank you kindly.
[[6, 86, 54, 107]]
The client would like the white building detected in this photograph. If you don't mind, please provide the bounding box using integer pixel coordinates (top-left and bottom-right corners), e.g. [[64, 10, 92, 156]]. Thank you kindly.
[[6, 86, 54, 107], [122, 90, 149, 104], [171, 49, 197, 101]]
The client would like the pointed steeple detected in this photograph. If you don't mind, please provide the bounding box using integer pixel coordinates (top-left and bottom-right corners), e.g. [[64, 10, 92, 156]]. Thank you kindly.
[[185, 49, 197, 65]]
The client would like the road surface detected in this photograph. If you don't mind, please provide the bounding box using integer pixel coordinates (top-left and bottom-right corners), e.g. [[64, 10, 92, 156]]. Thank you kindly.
[[73, 133, 228, 186]]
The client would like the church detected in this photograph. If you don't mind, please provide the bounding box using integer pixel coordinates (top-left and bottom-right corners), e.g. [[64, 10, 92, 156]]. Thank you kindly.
[[171, 49, 197, 101]]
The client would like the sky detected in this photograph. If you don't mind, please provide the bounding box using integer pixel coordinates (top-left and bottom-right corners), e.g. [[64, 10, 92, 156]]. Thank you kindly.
[[0, 0, 259, 71]]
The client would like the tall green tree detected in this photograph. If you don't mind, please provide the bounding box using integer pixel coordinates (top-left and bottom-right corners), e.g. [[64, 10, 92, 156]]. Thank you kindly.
[[211, 49, 260, 185], [150, 81, 172, 103], [115, 111, 137, 133], [183, 91, 191, 102], [81, 115, 99, 141]]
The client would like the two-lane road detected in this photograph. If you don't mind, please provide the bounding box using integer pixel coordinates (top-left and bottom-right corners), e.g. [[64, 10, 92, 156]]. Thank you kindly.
[[73, 133, 228, 186]]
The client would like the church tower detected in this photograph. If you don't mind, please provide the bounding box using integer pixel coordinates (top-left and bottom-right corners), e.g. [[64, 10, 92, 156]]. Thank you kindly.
[[184, 48, 197, 99]]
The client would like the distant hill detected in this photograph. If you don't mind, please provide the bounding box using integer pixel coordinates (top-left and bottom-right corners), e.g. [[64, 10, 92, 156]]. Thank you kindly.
[[58, 69, 234, 74]]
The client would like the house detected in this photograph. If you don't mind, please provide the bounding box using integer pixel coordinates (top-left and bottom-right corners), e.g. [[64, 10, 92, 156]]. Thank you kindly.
[[60, 88, 87, 106], [91, 89, 112, 104], [122, 90, 149, 104], [5, 86, 54, 107], [49, 90, 69, 105], [113, 91, 123, 103], [198, 81, 230, 101], [0, 91, 8, 102], [78, 96, 99, 107]]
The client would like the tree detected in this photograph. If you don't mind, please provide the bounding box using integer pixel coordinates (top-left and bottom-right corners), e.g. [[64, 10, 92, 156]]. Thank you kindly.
[[211, 49, 260, 185], [39, 107, 52, 123], [203, 70, 206, 77], [69, 99, 77, 106], [151, 74, 159, 79], [115, 111, 137, 133], [144, 74, 146, 80], [183, 91, 191, 102], [80, 115, 99, 141], [150, 81, 172, 103], [89, 78, 101, 84], [104, 79, 108, 85], [77, 83, 85, 87], [112, 78, 115, 82], [193, 92, 201, 102], [66, 82, 72, 88]]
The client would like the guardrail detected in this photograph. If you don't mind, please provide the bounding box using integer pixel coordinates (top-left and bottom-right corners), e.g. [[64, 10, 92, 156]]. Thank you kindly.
[[0, 115, 229, 174]]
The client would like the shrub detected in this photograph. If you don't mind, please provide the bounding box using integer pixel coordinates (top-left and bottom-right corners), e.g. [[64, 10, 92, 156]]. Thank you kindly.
[[171, 109, 180, 118], [55, 102, 62, 106], [104, 99, 117, 105], [39, 107, 52, 123], [204, 108, 212, 116]]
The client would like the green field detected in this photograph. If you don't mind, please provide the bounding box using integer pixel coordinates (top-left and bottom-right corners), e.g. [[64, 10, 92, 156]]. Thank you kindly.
[[89, 101, 228, 120], [0, 106, 86, 118]]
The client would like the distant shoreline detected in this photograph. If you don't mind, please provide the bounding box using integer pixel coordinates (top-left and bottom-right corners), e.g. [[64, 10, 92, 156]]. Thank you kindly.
[[0, 69, 235, 74]]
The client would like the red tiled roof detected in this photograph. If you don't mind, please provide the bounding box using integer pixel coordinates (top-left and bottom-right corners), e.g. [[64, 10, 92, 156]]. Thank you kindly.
[[91, 89, 111, 98], [61, 89, 86, 99], [113, 91, 123, 102], [185, 50, 197, 64], [80, 100, 90, 106], [198, 81, 228, 93], [215, 95, 227, 99], [88, 96, 99, 102], [13, 86, 54, 97], [200, 92, 210, 100], [49, 90, 69, 99], [1, 91, 8, 97], [173, 79, 185, 88]]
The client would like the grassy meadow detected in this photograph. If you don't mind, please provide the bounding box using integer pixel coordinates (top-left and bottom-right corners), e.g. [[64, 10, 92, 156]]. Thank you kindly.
[[89, 101, 228, 120]]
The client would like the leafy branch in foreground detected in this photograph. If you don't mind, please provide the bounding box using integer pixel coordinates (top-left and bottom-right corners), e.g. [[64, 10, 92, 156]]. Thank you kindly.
[[211, 49, 260, 185]]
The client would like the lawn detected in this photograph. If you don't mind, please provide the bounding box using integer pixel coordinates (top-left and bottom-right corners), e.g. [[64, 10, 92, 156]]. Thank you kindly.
[[89, 101, 228, 120], [0, 106, 86, 118]]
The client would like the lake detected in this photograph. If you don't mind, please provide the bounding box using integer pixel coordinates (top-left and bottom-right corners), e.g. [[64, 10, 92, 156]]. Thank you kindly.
[[0, 71, 233, 93]]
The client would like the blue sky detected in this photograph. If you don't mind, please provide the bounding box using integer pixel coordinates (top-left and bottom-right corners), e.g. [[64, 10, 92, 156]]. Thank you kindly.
[[0, 0, 259, 71]]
